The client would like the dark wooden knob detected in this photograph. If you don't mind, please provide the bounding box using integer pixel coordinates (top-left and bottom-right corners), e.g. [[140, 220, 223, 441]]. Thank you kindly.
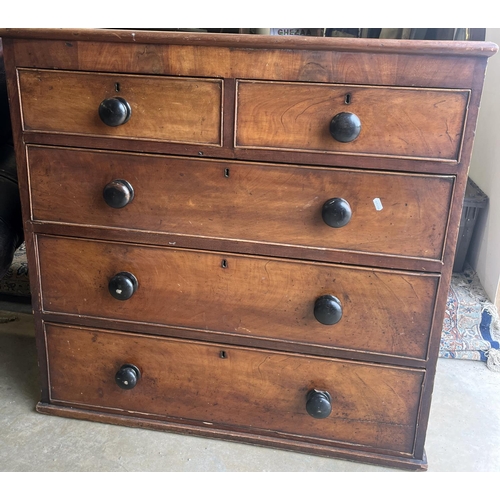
[[314, 295, 343, 325], [115, 363, 140, 390], [322, 198, 352, 228], [108, 272, 138, 301], [329, 112, 361, 142], [306, 389, 332, 419], [98, 97, 132, 127], [103, 179, 134, 208]]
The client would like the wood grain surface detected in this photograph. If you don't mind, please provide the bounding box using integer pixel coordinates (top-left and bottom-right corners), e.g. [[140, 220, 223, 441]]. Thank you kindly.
[[18, 69, 222, 145], [38, 235, 439, 359], [2, 29, 495, 470], [3, 32, 496, 90], [45, 323, 425, 454], [236, 81, 469, 160], [27, 146, 454, 262]]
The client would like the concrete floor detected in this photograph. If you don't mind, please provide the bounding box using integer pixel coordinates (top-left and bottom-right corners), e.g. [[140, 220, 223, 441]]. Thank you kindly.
[[1, 308, 500, 472]]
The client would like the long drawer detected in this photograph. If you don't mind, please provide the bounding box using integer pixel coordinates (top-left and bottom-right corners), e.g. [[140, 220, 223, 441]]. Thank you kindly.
[[38, 235, 439, 360], [45, 323, 425, 455], [18, 69, 223, 146], [28, 146, 454, 262], [236, 80, 469, 161]]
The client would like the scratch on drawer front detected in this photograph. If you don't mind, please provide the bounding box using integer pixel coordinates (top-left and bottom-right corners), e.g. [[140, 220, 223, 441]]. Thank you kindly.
[[303, 196, 319, 208], [373, 198, 383, 211]]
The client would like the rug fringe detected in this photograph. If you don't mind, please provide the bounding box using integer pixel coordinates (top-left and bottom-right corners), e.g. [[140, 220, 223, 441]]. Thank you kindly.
[[454, 266, 500, 333], [482, 303, 500, 341], [486, 349, 500, 372], [451, 265, 500, 371]]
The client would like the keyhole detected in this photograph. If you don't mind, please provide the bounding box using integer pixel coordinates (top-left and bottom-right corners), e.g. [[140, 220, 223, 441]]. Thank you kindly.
[[344, 93, 351, 105], [224, 168, 230, 178], [220, 351, 227, 359], [115, 82, 121, 92], [221, 259, 228, 269]]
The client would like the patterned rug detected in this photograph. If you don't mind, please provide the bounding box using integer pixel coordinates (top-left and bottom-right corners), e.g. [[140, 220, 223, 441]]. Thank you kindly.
[[0, 243, 30, 297], [440, 264, 500, 372]]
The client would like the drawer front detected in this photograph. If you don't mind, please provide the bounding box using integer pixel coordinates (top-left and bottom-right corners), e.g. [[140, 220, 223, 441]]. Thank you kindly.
[[38, 236, 438, 359], [18, 69, 222, 145], [28, 146, 454, 262], [46, 324, 424, 454], [236, 80, 469, 161]]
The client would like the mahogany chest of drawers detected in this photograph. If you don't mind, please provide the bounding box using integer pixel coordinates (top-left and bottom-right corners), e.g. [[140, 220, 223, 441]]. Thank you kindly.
[[0, 29, 496, 470]]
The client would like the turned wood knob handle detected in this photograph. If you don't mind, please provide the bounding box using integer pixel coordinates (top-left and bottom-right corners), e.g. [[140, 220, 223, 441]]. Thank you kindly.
[[108, 272, 138, 301], [329, 112, 361, 143], [314, 295, 343, 325], [103, 179, 135, 208], [322, 198, 352, 228], [115, 363, 141, 390], [306, 389, 332, 419], [98, 97, 132, 127]]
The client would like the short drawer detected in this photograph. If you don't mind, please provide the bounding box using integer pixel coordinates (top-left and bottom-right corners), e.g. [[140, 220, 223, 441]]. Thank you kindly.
[[18, 69, 222, 145], [45, 324, 425, 455], [38, 236, 439, 360], [235, 80, 469, 161], [28, 146, 454, 262]]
